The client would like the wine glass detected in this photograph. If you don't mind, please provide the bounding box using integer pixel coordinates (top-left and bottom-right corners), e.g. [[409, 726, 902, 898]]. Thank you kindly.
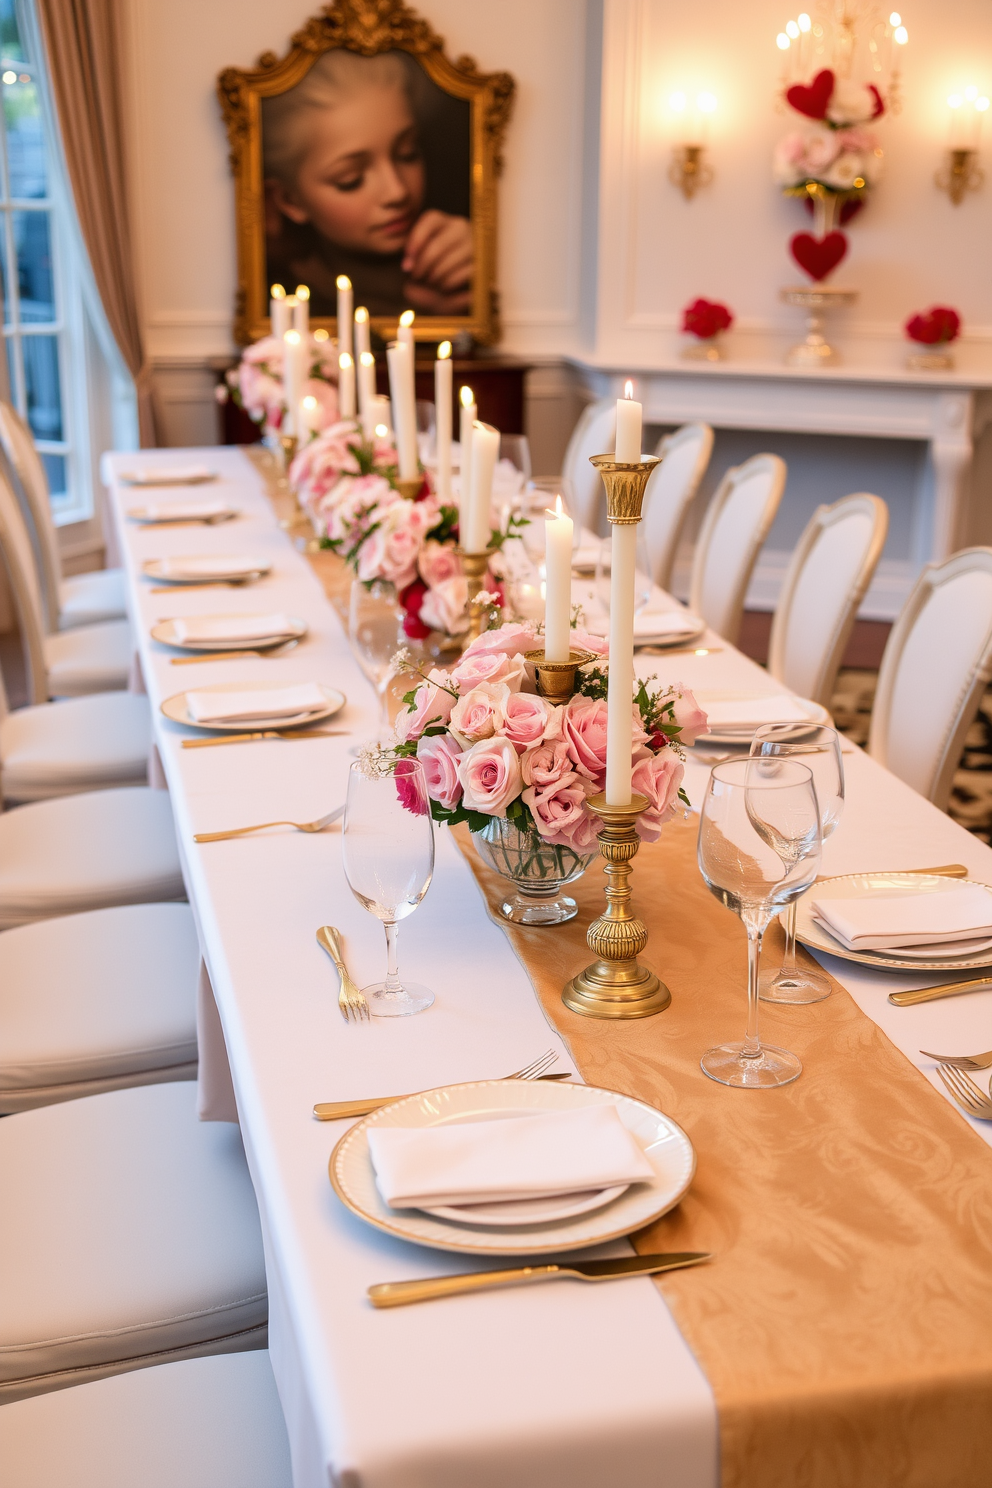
[[348, 579, 403, 743], [697, 759, 822, 1088], [341, 757, 435, 1017], [750, 724, 845, 1005]]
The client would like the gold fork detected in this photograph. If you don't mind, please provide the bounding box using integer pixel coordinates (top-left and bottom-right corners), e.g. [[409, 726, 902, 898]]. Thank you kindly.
[[194, 804, 345, 843], [920, 1045, 992, 1071], [317, 926, 368, 1023], [313, 1049, 571, 1119], [935, 1063, 992, 1120]]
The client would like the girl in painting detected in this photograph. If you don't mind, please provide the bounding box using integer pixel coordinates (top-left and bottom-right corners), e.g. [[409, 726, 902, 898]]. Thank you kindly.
[[263, 49, 472, 318]]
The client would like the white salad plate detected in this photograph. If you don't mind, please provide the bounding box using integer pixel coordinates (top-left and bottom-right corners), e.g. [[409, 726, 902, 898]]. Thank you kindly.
[[127, 505, 238, 524], [119, 467, 218, 486], [796, 871, 992, 972], [142, 556, 271, 585], [150, 615, 308, 652], [329, 1078, 695, 1257], [160, 679, 345, 733], [424, 1184, 630, 1227]]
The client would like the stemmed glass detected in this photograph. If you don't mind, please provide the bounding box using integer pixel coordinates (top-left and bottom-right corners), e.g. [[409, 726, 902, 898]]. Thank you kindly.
[[697, 759, 822, 1088], [750, 724, 845, 1005], [341, 757, 435, 1017], [348, 579, 403, 742]]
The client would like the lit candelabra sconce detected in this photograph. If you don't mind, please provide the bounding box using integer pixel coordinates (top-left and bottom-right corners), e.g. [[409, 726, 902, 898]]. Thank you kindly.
[[937, 85, 989, 203], [667, 90, 717, 200]]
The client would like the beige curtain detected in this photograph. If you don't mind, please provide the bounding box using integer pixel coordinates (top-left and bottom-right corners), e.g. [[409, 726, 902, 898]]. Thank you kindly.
[[36, 0, 157, 445]]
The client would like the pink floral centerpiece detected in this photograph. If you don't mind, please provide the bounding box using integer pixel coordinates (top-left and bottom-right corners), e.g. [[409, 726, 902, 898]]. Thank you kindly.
[[387, 621, 707, 924], [218, 335, 340, 440], [905, 306, 961, 371]]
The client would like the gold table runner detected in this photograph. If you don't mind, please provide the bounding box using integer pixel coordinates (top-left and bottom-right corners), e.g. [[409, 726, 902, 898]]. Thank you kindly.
[[454, 817, 992, 1488]]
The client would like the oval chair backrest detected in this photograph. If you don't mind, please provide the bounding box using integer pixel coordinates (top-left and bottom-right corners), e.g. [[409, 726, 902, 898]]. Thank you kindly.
[[561, 397, 617, 532], [642, 422, 714, 591], [768, 493, 889, 708], [0, 402, 60, 633], [0, 456, 49, 705], [868, 547, 992, 812], [688, 453, 787, 645]]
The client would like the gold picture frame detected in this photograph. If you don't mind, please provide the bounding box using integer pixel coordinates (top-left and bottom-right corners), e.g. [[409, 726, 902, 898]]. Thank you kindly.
[[217, 0, 515, 346]]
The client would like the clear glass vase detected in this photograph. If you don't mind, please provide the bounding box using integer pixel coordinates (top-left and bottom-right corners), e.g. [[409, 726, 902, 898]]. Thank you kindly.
[[472, 815, 597, 926]]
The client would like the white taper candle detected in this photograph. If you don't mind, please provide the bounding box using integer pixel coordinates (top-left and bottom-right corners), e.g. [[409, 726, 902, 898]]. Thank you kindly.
[[292, 285, 310, 336], [543, 495, 574, 663], [435, 341, 452, 502], [358, 351, 377, 436], [605, 522, 637, 805], [338, 352, 355, 420], [387, 340, 419, 481], [397, 309, 415, 349], [270, 284, 289, 339], [615, 380, 642, 463], [464, 421, 499, 553], [282, 329, 305, 437], [354, 307, 371, 361], [336, 276, 353, 361]]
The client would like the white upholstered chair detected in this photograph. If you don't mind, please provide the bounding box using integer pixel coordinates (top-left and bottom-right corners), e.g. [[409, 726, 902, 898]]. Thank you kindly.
[[0, 903, 198, 1112], [868, 547, 992, 811], [688, 453, 787, 645], [768, 493, 889, 708], [0, 1352, 292, 1488], [561, 397, 616, 532], [0, 1081, 268, 1401], [0, 459, 130, 697], [0, 786, 184, 929], [0, 401, 127, 631], [643, 422, 714, 591]]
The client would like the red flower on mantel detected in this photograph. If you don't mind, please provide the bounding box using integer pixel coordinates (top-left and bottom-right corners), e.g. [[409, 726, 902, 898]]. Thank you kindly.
[[905, 306, 961, 346], [682, 298, 734, 340]]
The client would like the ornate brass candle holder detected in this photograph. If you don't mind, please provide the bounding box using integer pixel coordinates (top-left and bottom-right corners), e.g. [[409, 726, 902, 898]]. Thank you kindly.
[[563, 793, 671, 1020], [457, 546, 497, 645], [524, 648, 594, 706], [393, 475, 423, 501]]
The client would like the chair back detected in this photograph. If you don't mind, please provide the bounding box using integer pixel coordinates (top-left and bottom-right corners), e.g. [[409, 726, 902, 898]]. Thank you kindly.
[[768, 493, 889, 707], [689, 453, 786, 644], [0, 458, 48, 705], [0, 402, 61, 633], [868, 547, 992, 811], [561, 397, 616, 532], [643, 422, 714, 591]]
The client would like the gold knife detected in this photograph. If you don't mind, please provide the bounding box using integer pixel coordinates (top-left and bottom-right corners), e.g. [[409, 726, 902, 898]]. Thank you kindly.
[[889, 976, 992, 1007], [181, 728, 348, 748], [314, 1072, 572, 1122], [368, 1252, 712, 1308], [636, 645, 723, 657]]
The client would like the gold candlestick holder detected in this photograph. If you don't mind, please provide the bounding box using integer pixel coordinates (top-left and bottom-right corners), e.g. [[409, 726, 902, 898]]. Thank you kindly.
[[393, 475, 423, 501], [589, 453, 660, 522], [524, 648, 594, 706], [457, 546, 496, 645], [563, 793, 671, 1020]]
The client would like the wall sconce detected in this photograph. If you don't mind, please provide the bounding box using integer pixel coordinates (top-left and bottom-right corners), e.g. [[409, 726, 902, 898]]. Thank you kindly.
[[667, 91, 717, 200], [937, 86, 988, 203]]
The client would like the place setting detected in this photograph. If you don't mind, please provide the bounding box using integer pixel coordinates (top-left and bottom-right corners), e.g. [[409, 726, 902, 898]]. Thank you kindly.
[[142, 553, 273, 589], [127, 499, 240, 526], [162, 678, 347, 746], [117, 464, 219, 486], [150, 611, 309, 663]]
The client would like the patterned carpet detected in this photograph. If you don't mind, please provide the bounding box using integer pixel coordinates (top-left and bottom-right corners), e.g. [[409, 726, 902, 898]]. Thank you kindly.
[[830, 669, 992, 844]]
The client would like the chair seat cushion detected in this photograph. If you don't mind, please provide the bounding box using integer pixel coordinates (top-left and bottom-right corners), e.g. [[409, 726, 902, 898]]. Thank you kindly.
[[44, 618, 131, 696], [0, 1081, 267, 1400], [0, 787, 184, 929], [0, 1352, 291, 1488], [0, 903, 198, 1111], [1, 691, 151, 802], [59, 568, 127, 629]]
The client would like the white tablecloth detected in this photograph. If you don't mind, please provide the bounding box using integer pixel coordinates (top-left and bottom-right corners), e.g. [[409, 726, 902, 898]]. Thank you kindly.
[[103, 446, 992, 1488]]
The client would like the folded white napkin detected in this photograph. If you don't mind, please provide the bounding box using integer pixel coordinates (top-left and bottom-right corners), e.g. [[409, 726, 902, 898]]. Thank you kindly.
[[120, 466, 216, 486], [172, 614, 295, 644], [185, 683, 326, 725], [137, 501, 230, 521], [158, 555, 267, 579], [367, 1104, 654, 1210], [811, 883, 992, 951], [701, 695, 812, 729], [571, 542, 602, 572], [634, 610, 703, 640]]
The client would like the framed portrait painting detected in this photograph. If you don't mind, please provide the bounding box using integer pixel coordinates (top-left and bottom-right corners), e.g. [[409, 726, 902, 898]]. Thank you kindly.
[[218, 0, 515, 345]]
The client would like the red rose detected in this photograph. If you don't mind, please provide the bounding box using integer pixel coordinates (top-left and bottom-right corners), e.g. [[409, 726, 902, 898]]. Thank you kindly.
[[905, 306, 961, 346], [682, 298, 734, 340], [399, 578, 432, 639]]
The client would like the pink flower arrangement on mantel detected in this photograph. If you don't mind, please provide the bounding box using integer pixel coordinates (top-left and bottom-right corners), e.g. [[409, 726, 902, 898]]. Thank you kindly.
[[390, 621, 707, 848], [221, 335, 339, 439]]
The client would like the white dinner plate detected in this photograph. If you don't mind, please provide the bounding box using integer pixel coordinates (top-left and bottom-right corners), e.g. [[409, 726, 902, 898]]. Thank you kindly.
[[425, 1184, 629, 1227], [329, 1079, 695, 1257], [634, 614, 706, 648], [160, 679, 346, 732], [142, 556, 271, 585], [119, 467, 218, 486], [695, 691, 830, 744], [127, 505, 238, 525], [150, 615, 308, 652], [796, 871, 992, 972]]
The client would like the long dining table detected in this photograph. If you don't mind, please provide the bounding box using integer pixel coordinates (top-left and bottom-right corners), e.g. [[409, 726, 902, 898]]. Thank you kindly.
[[103, 444, 992, 1488]]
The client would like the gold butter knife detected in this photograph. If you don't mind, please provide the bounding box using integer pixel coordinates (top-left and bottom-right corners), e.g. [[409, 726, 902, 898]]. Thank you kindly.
[[368, 1252, 711, 1308], [889, 976, 992, 1007], [181, 728, 348, 748], [314, 1072, 572, 1122]]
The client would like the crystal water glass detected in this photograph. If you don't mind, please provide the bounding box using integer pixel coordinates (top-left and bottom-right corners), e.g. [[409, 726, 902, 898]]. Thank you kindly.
[[348, 578, 403, 742], [750, 724, 845, 1005], [697, 758, 822, 1088], [341, 758, 435, 1017]]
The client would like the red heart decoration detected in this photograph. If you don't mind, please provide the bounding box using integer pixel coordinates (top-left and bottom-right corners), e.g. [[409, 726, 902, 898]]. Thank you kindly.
[[790, 230, 848, 282], [786, 68, 835, 120]]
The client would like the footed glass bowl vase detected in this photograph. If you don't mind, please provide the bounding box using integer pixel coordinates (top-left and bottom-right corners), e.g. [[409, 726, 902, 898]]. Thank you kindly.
[[472, 816, 597, 926]]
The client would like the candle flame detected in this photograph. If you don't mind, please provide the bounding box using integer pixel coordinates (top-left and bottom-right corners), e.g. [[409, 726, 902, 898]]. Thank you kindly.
[[295, 285, 310, 301], [374, 424, 389, 437], [302, 395, 318, 410], [339, 351, 353, 368], [437, 340, 452, 359], [624, 379, 634, 399], [399, 309, 415, 327], [545, 494, 565, 519], [270, 283, 286, 298], [460, 385, 475, 407], [335, 274, 352, 290], [284, 329, 301, 344], [360, 351, 375, 366], [355, 307, 369, 323]]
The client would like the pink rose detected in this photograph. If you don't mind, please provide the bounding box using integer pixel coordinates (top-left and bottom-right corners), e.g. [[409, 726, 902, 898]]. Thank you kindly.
[[396, 669, 456, 741], [523, 772, 591, 841], [416, 732, 464, 809], [667, 686, 707, 746], [418, 539, 461, 589], [420, 575, 469, 636], [502, 692, 562, 750], [562, 696, 647, 786], [357, 495, 436, 589], [458, 736, 523, 816], [520, 738, 573, 789], [632, 748, 684, 843], [569, 627, 610, 659], [450, 682, 510, 742], [451, 649, 526, 693], [459, 621, 537, 663], [549, 804, 603, 855]]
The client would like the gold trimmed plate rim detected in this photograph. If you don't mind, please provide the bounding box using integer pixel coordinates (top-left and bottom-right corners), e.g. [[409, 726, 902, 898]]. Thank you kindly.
[[160, 679, 346, 732], [141, 556, 272, 584], [150, 614, 309, 652], [796, 870, 992, 971]]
